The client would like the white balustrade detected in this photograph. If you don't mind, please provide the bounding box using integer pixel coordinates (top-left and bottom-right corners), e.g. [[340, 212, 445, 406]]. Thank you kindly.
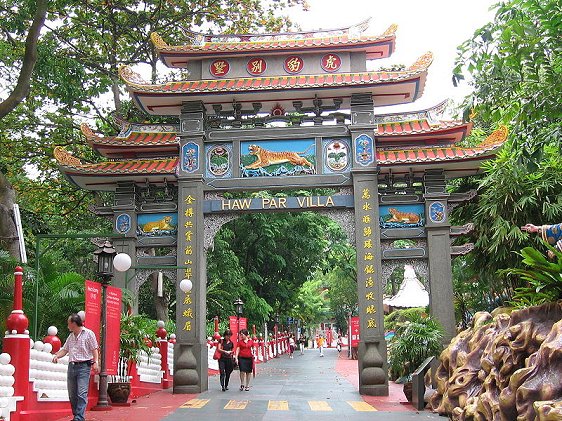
[[136, 348, 163, 384], [29, 341, 69, 401], [167, 343, 174, 376]]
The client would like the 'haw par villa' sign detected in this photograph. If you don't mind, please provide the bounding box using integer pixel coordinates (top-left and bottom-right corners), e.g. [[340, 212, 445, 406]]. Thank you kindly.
[[55, 18, 507, 395]]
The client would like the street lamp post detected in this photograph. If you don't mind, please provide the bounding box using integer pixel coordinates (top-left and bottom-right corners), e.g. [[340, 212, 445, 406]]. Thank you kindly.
[[234, 298, 244, 341], [92, 241, 116, 411]]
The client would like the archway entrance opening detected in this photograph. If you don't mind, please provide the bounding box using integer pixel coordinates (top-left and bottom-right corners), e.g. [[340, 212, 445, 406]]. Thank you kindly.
[[205, 203, 357, 365]]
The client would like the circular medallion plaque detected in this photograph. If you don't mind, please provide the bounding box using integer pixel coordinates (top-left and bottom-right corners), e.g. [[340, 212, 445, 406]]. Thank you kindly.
[[247, 57, 267, 76], [210, 59, 230, 77], [321, 54, 342, 72], [284, 56, 304, 74]]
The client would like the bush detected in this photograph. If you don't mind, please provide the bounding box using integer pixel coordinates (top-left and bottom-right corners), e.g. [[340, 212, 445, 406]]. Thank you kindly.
[[387, 312, 443, 381]]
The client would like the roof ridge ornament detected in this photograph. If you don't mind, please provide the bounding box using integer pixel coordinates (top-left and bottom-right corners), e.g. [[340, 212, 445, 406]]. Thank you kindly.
[[478, 125, 508, 148], [179, 18, 373, 44], [382, 24, 398, 37], [80, 123, 99, 141], [407, 52, 434, 72], [53, 146, 83, 167], [119, 65, 149, 87], [150, 32, 169, 49]]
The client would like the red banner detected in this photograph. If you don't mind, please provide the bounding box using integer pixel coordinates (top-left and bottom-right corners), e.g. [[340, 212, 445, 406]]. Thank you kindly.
[[84, 280, 101, 343], [105, 286, 122, 375], [229, 316, 247, 348], [350, 316, 360, 348]]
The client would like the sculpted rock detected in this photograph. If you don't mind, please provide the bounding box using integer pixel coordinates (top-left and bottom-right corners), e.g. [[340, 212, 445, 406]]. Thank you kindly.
[[430, 301, 562, 421]]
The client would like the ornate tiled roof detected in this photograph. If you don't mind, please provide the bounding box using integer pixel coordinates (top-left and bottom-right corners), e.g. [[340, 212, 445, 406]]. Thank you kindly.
[[121, 52, 431, 93], [80, 123, 179, 158], [151, 24, 396, 63], [120, 52, 432, 115], [55, 126, 506, 178], [377, 125, 507, 165], [54, 146, 177, 174], [150, 25, 397, 58], [377, 120, 470, 137], [81, 123, 179, 146]]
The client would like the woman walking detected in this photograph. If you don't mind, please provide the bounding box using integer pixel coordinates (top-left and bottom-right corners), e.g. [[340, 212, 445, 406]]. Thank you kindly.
[[217, 329, 235, 391], [234, 329, 254, 391], [288, 334, 295, 359]]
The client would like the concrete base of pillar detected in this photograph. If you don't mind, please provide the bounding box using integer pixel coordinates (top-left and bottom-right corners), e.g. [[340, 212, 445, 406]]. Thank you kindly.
[[173, 385, 203, 394], [360, 384, 389, 396]]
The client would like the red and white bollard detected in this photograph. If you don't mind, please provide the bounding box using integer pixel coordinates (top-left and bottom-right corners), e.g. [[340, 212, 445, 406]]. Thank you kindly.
[[4, 267, 31, 419]]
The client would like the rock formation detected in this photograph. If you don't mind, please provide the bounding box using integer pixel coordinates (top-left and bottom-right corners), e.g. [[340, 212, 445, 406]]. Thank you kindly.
[[429, 301, 562, 420]]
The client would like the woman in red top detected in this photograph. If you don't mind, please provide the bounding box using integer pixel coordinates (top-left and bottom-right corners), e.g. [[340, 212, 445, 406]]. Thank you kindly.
[[234, 329, 254, 391]]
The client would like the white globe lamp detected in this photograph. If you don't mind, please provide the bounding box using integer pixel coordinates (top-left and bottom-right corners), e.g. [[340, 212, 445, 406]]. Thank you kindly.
[[179, 279, 193, 293], [113, 253, 132, 272]]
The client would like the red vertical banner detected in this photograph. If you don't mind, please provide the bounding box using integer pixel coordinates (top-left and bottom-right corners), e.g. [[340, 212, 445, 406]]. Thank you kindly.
[[350, 316, 360, 348], [239, 317, 247, 331], [229, 316, 238, 348], [84, 280, 101, 343], [105, 286, 122, 375], [229, 316, 248, 349]]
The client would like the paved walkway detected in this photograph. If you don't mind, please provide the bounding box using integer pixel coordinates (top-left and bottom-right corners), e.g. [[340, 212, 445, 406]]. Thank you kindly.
[[57, 348, 443, 421]]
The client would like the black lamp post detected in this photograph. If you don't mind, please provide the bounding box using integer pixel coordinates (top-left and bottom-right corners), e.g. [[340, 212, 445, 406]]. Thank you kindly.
[[234, 298, 244, 341], [92, 240, 116, 411], [275, 313, 279, 357]]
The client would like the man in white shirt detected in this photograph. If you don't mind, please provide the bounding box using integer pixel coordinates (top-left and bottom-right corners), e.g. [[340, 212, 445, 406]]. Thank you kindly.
[[52, 313, 99, 421]]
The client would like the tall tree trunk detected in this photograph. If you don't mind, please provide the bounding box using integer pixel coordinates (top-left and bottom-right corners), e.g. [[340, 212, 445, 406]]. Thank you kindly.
[[147, 248, 168, 321], [0, 0, 48, 119], [0, 172, 20, 258], [111, 77, 121, 114], [150, 272, 168, 321]]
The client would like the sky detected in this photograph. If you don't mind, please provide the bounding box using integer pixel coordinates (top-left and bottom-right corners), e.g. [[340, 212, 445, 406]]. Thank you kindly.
[[285, 0, 497, 113]]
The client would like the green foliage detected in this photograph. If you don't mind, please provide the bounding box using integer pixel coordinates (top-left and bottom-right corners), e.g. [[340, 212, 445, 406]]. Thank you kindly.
[[384, 307, 427, 333], [293, 275, 329, 329], [119, 313, 155, 365], [387, 312, 443, 381], [454, 0, 562, 158], [500, 243, 562, 308], [451, 144, 562, 307]]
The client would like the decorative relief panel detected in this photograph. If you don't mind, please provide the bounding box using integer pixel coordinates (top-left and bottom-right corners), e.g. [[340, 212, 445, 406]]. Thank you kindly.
[[354, 134, 374, 166], [240, 139, 316, 177], [181, 142, 199, 173], [379, 204, 425, 229], [323, 138, 351, 173], [205, 143, 232, 178]]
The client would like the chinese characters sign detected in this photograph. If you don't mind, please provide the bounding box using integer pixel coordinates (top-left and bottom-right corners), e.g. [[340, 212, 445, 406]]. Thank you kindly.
[[210, 59, 230, 77], [361, 187, 377, 330], [350, 316, 360, 348], [284, 56, 304, 74], [180, 191, 197, 336], [321, 54, 341, 72], [247, 58, 267, 76]]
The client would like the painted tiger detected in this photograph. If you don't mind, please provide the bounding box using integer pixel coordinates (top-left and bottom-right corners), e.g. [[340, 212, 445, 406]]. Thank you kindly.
[[387, 208, 421, 224], [142, 216, 174, 232], [244, 144, 315, 172]]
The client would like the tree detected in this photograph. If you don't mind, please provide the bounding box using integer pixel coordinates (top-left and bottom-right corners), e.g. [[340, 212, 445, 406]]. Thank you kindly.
[[0, 0, 47, 118], [454, 0, 561, 159]]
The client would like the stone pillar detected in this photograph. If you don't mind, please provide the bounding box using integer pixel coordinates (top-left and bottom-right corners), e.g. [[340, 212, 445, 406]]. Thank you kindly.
[[174, 101, 208, 393], [424, 171, 456, 343], [350, 94, 388, 396]]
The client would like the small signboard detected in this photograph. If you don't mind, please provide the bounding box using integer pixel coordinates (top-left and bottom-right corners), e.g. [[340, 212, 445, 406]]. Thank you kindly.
[[350, 316, 360, 348]]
